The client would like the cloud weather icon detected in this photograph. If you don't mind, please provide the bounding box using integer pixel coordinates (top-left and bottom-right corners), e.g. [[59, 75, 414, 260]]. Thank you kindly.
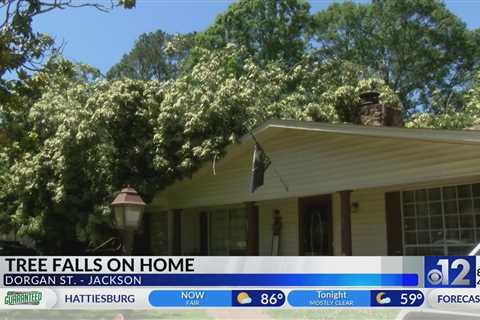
[[375, 292, 391, 305], [236, 292, 252, 305]]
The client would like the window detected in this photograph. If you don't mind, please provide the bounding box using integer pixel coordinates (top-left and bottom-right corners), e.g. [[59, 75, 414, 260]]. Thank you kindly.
[[209, 208, 247, 255], [402, 183, 480, 255]]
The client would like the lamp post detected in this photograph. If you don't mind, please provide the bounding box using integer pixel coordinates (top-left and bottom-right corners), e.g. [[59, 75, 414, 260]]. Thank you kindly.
[[111, 186, 146, 255]]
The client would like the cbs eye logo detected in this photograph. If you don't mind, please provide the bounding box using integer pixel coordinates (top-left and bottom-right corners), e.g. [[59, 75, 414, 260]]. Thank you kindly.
[[425, 257, 475, 288], [427, 269, 443, 285]]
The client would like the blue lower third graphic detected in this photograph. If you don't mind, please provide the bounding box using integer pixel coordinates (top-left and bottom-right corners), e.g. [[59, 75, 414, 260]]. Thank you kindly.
[[3, 273, 418, 287], [149, 290, 231, 307], [288, 290, 370, 307]]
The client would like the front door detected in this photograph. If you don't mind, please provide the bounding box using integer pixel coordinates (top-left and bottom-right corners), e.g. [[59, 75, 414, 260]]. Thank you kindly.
[[299, 195, 333, 255]]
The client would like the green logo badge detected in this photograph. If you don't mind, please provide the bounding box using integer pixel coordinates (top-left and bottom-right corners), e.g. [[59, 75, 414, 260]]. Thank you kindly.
[[5, 291, 43, 305]]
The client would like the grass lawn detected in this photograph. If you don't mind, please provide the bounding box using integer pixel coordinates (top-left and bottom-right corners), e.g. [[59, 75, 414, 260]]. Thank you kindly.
[[267, 309, 400, 320], [0, 310, 212, 320]]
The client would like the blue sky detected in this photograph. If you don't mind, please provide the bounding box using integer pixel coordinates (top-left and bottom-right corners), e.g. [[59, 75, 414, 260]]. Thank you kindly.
[[32, 0, 480, 74]]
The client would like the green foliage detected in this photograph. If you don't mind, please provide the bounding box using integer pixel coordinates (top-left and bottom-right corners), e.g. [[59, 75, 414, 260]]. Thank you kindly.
[[107, 31, 194, 81], [0, 59, 163, 253], [112, 0, 478, 116], [407, 70, 480, 129], [311, 0, 478, 113], [1, 49, 402, 252], [153, 46, 335, 175], [109, 0, 312, 77], [196, 0, 311, 67]]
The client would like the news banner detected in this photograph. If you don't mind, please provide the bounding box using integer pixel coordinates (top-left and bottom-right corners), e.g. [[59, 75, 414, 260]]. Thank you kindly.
[[1, 256, 480, 311]]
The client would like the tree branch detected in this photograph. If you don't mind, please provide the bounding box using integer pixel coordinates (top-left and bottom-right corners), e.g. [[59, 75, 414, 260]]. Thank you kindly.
[[2, 0, 117, 28]]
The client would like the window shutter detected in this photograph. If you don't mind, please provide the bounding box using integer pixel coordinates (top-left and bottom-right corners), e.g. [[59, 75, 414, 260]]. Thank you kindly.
[[385, 192, 403, 255]]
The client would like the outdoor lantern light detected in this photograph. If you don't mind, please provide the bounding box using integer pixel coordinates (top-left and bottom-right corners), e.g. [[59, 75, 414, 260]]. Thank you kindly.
[[111, 186, 146, 255], [111, 186, 146, 231]]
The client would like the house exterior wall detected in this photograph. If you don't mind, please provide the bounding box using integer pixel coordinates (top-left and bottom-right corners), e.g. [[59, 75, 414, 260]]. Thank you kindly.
[[147, 122, 480, 256], [153, 199, 300, 256], [152, 192, 389, 257], [258, 198, 299, 255], [153, 129, 480, 211], [149, 176, 480, 256], [153, 192, 386, 257], [331, 190, 388, 256], [351, 189, 388, 255], [335, 176, 480, 256]]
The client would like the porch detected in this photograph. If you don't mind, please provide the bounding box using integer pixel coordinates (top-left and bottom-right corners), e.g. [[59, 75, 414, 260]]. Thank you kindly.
[[147, 120, 480, 256], [148, 176, 480, 256]]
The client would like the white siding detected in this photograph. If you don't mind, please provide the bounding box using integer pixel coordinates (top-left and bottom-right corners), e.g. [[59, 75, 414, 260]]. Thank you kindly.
[[335, 177, 480, 256], [158, 199, 299, 256], [351, 189, 388, 255], [331, 190, 388, 256], [152, 176, 480, 256], [150, 176, 480, 256], [258, 198, 299, 256], [154, 129, 480, 210]]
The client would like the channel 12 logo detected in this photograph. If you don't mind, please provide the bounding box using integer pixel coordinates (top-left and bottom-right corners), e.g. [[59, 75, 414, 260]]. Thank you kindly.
[[425, 257, 476, 288]]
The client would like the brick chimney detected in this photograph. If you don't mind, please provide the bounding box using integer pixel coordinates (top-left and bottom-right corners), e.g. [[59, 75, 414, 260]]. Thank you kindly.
[[353, 91, 403, 127]]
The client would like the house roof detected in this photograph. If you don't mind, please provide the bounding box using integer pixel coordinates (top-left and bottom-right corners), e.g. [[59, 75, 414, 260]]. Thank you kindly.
[[248, 119, 480, 146], [214, 120, 480, 175], [151, 120, 480, 209]]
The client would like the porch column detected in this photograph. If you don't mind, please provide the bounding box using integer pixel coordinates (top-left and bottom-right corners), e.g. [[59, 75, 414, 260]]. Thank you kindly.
[[339, 190, 353, 256], [172, 209, 182, 255], [245, 202, 259, 255]]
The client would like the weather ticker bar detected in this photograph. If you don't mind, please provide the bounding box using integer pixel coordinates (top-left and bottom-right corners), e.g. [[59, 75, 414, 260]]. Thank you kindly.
[[0, 256, 480, 312]]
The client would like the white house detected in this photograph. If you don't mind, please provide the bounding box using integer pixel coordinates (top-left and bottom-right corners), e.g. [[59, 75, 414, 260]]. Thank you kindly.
[[146, 97, 480, 257]]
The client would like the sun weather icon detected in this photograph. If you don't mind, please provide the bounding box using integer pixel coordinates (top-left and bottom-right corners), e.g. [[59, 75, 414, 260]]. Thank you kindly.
[[375, 292, 391, 305], [236, 292, 252, 305]]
